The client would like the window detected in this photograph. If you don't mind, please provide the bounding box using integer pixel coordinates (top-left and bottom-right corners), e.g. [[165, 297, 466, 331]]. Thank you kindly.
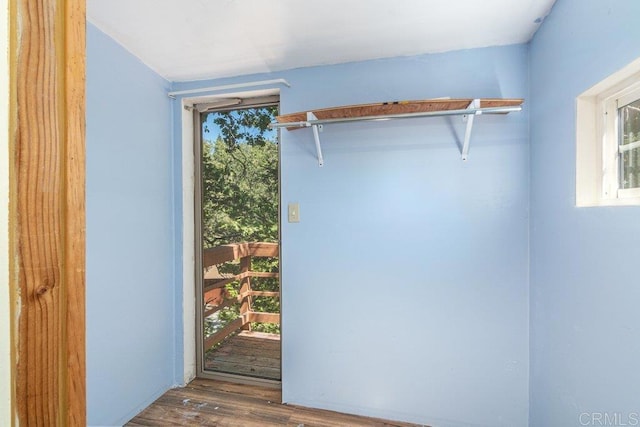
[[576, 57, 640, 206], [602, 84, 640, 199]]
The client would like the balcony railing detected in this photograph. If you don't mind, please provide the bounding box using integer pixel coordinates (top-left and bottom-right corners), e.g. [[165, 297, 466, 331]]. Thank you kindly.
[[202, 242, 279, 352]]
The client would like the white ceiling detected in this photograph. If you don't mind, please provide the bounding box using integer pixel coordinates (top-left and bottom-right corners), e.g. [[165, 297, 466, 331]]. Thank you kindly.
[[87, 0, 556, 82]]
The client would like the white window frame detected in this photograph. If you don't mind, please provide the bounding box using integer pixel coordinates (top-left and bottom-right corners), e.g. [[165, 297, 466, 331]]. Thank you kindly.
[[609, 85, 640, 199], [576, 57, 640, 207]]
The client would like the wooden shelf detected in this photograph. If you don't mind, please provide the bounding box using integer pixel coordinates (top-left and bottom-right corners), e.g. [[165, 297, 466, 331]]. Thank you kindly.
[[270, 98, 524, 165], [275, 98, 523, 130]]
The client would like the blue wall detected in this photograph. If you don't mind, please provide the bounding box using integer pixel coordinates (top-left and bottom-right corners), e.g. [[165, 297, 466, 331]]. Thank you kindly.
[[172, 44, 530, 427], [529, 1, 640, 426], [86, 23, 175, 426]]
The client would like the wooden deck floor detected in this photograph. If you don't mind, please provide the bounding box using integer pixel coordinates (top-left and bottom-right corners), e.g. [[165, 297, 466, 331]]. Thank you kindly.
[[205, 330, 281, 380], [126, 378, 424, 427]]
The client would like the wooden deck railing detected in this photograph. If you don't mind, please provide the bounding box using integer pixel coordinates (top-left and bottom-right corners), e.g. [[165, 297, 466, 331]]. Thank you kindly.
[[202, 242, 279, 351]]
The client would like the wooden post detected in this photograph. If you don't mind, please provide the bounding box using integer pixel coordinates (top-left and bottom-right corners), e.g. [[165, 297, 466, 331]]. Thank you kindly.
[[239, 255, 253, 331], [9, 0, 86, 425]]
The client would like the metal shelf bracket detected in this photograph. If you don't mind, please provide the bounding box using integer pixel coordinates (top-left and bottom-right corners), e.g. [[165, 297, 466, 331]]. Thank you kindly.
[[307, 112, 324, 167], [461, 99, 481, 161]]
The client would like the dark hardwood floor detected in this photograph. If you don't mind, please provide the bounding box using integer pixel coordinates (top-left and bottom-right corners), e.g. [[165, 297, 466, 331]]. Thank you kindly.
[[126, 379, 424, 427]]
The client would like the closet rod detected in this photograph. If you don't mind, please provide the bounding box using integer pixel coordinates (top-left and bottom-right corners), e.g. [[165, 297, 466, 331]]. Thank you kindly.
[[269, 104, 521, 129]]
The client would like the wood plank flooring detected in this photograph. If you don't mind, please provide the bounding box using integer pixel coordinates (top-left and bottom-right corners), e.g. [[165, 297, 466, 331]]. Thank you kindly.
[[205, 331, 281, 380], [126, 379, 424, 427]]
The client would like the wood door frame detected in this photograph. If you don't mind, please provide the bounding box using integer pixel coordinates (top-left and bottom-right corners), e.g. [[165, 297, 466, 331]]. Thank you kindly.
[[8, 0, 86, 425]]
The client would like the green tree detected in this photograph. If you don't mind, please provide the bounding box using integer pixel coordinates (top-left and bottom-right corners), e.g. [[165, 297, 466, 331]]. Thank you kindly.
[[201, 137, 278, 247], [201, 106, 278, 247], [204, 106, 276, 148]]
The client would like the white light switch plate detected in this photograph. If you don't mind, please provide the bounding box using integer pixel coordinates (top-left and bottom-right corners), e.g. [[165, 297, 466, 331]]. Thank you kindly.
[[288, 203, 300, 223]]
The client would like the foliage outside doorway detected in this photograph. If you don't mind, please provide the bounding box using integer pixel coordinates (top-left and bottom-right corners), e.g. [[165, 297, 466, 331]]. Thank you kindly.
[[198, 102, 281, 381]]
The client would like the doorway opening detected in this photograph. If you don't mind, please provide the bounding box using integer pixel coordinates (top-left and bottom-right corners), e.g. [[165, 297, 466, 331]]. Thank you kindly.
[[194, 95, 281, 384]]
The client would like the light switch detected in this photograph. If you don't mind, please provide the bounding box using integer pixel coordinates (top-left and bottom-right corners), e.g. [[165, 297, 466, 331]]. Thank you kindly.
[[288, 203, 300, 223]]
